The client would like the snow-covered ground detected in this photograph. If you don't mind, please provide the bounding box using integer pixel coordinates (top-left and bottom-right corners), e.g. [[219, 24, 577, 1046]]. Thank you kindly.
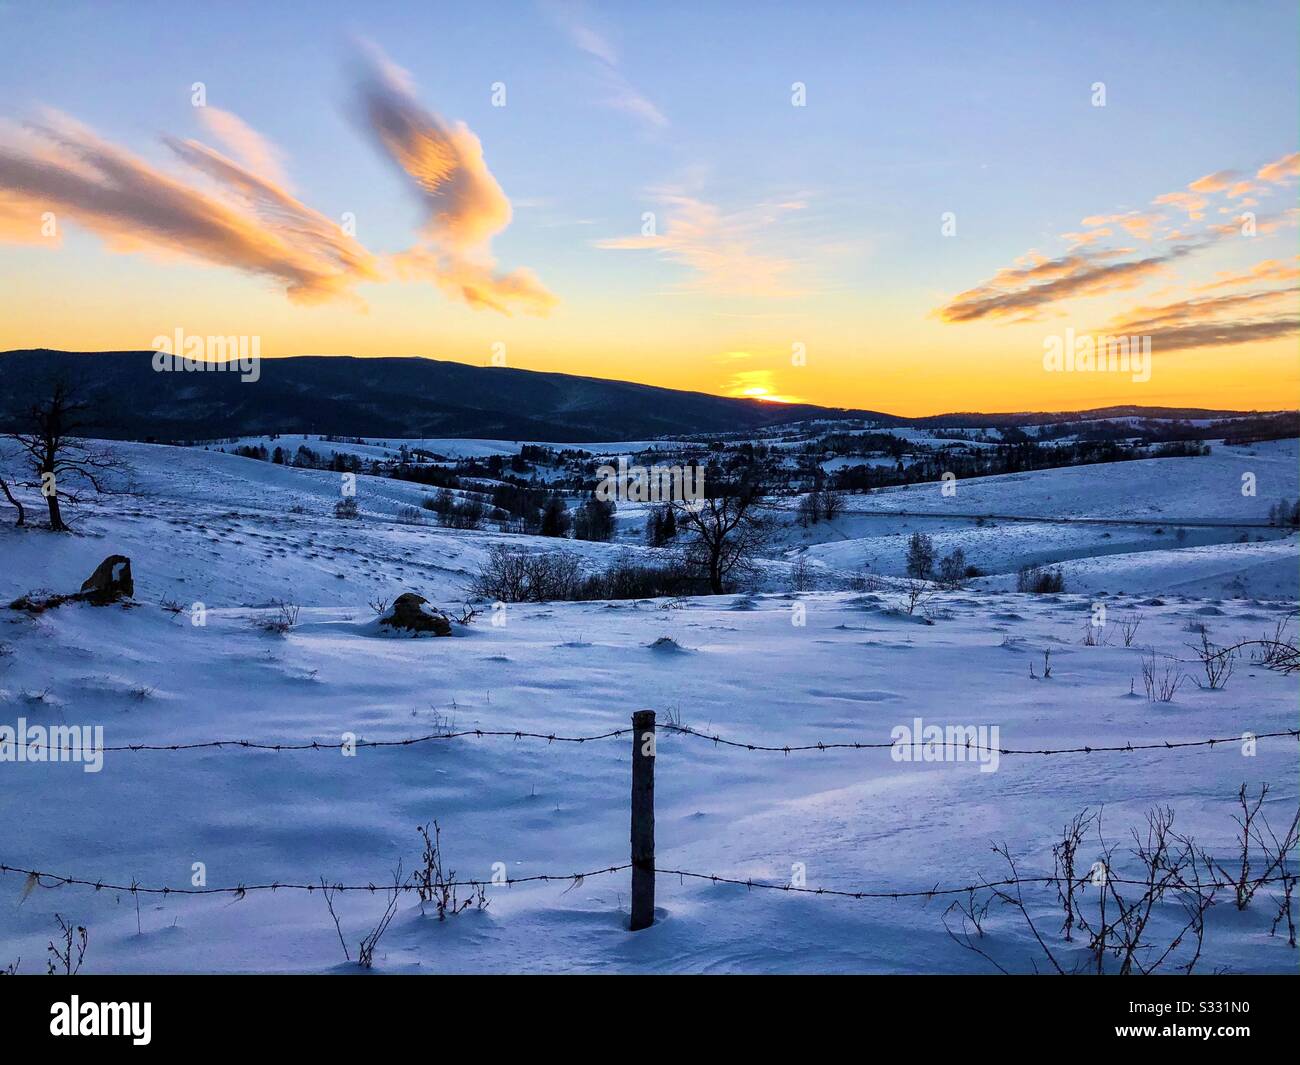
[[842, 439, 1296, 523], [0, 439, 1296, 973], [215, 434, 693, 462], [787, 440, 1298, 598]]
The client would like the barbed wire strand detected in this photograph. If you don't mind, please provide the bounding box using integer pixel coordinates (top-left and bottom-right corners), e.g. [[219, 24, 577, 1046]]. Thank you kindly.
[[6, 724, 1296, 757], [0, 861, 630, 896], [0, 861, 1290, 902]]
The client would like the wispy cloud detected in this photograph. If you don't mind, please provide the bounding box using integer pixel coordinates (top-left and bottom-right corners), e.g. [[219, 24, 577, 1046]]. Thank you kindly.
[[1257, 151, 1300, 183], [547, 2, 668, 130], [1105, 286, 1299, 353], [939, 154, 1300, 330], [1059, 225, 1112, 246], [0, 109, 380, 304], [0, 47, 555, 315], [1197, 258, 1300, 292], [1187, 169, 1238, 193], [1110, 287, 1298, 331], [937, 246, 1187, 323], [351, 42, 557, 315], [196, 107, 291, 190], [1152, 190, 1208, 220], [1077, 210, 1162, 241], [595, 193, 806, 298], [0, 189, 55, 243]]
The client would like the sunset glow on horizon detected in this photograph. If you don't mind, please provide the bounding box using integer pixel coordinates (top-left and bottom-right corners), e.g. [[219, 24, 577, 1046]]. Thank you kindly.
[[1, 1, 1297, 416]]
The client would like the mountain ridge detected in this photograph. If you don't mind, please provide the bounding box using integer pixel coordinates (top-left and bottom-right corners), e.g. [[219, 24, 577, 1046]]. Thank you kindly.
[[0, 349, 1289, 442]]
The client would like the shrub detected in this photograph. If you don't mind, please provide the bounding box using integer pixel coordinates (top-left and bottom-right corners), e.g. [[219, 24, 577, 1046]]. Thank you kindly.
[[470, 544, 580, 602], [937, 548, 968, 589], [253, 599, 300, 635], [905, 532, 935, 579], [46, 915, 88, 976], [470, 545, 702, 603], [1017, 563, 1064, 593]]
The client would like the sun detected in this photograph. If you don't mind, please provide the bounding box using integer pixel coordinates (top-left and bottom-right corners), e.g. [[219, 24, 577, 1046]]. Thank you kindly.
[[727, 370, 801, 403]]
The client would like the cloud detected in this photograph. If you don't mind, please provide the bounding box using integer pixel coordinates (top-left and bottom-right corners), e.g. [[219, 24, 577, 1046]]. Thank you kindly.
[[196, 107, 291, 189], [1197, 258, 1300, 291], [595, 193, 805, 298], [940, 157, 1300, 327], [1060, 226, 1112, 246], [1204, 207, 1299, 238], [1152, 190, 1208, 220], [547, 3, 668, 130], [936, 246, 1187, 323], [1188, 169, 1238, 193], [352, 43, 556, 315], [0, 109, 380, 304], [1257, 151, 1300, 183], [1110, 287, 1298, 331], [0, 48, 552, 316], [1079, 210, 1162, 240], [0, 189, 56, 243], [568, 23, 619, 66], [1104, 285, 1299, 354], [1125, 318, 1299, 351], [390, 245, 557, 315], [354, 47, 511, 249]]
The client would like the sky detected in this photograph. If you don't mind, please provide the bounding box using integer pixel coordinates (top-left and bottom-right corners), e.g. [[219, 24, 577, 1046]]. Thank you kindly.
[[0, 0, 1297, 416]]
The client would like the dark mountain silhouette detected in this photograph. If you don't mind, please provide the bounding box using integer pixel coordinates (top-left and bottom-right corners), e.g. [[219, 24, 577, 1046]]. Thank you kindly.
[[0, 349, 887, 441], [0, 349, 1287, 442]]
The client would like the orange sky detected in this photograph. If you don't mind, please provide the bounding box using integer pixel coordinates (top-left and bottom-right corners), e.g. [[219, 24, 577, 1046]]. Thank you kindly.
[[1, 10, 1297, 417]]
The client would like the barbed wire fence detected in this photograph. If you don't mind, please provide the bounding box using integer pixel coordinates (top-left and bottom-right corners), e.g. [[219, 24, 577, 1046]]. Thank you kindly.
[[3, 711, 1297, 957], [1, 860, 1292, 902], [4, 723, 1296, 756]]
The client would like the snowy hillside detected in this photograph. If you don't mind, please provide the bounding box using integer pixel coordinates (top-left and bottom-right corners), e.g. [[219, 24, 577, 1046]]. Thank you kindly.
[[0, 437, 1296, 974]]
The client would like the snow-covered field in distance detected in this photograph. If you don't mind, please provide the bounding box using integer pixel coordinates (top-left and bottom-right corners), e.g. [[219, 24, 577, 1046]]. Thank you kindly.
[[0, 434, 1296, 973], [214, 434, 696, 462]]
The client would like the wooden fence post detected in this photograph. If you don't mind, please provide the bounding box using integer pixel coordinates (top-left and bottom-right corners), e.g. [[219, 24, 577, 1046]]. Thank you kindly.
[[630, 709, 656, 931]]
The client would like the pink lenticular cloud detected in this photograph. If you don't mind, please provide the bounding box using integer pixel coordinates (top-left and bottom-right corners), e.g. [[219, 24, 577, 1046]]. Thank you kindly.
[[350, 42, 557, 316], [0, 50, 555, 316], [0, 110, 380, 304]]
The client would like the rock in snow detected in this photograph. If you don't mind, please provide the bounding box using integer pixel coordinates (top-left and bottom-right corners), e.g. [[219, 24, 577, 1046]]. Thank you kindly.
[[381, 592, 452, 636], [79, 555, 134, 604]]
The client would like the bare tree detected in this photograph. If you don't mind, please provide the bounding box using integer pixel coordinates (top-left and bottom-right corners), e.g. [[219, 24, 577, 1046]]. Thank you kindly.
[[0, 433, 25, 526], [5, 378, 126, 531], [0, 472, 23, 526], [670, 467, 772, 594]]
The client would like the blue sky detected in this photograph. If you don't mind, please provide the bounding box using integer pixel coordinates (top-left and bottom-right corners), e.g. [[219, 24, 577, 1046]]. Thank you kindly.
[[1, 0, 1296, 412]]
